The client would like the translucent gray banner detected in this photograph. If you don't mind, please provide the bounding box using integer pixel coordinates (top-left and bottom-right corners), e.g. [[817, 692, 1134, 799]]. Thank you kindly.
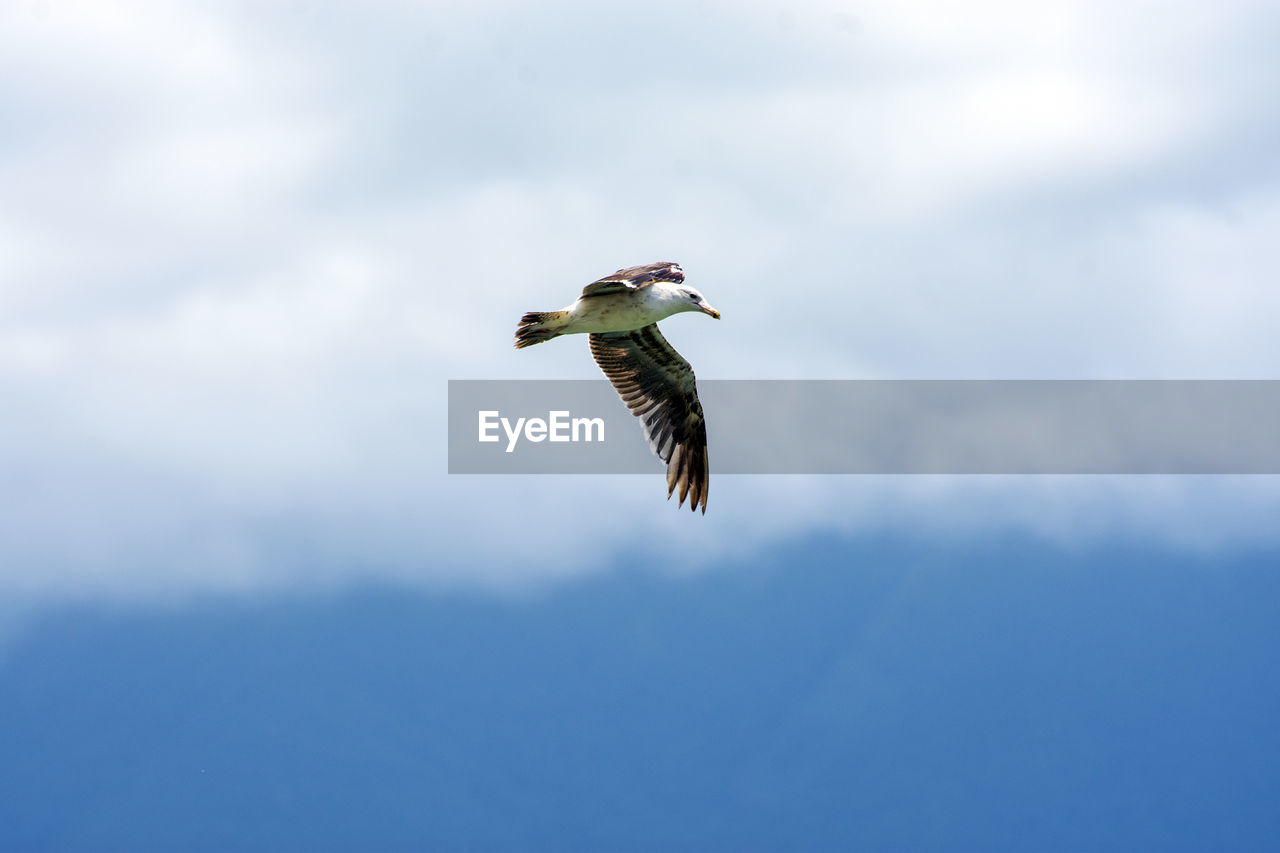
[[448, 380, 1280, 474]]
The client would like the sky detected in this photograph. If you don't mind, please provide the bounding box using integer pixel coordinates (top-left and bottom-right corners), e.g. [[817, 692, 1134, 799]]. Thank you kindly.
[[2, 0, 1278, 604], [2, 1, 1279, 848]]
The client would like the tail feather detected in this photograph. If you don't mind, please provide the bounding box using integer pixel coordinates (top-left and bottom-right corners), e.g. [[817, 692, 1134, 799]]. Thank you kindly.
[[514, 310, 570, 348]]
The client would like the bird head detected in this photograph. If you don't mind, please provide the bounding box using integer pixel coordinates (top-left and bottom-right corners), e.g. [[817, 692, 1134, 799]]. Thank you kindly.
[[682, 286, 720, 319]]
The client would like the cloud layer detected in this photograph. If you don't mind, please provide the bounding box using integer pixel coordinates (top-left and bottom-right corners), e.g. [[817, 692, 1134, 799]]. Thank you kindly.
[[2, 0, 1279, 604]]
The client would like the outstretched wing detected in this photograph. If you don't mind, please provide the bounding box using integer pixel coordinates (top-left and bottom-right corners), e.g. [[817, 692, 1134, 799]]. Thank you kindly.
[[589, 324, 709, 514], [580, 261, 685, 298]]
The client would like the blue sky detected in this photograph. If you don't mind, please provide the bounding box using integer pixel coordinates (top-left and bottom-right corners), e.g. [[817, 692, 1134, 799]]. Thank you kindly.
[[2, 1, 1279, 849], [4, 538, 1279, 849]]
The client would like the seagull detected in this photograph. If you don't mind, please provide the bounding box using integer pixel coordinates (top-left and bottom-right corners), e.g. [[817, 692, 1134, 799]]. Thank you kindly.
[[514, 261, 720, 513]]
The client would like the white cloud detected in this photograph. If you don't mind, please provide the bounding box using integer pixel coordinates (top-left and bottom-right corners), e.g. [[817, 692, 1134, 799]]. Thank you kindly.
[[1, 0, 1279, 606]]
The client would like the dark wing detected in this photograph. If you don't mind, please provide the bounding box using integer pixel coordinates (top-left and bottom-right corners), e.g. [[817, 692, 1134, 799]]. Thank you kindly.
[[580, 261, 685, 298], [589, 324, 709, 514]]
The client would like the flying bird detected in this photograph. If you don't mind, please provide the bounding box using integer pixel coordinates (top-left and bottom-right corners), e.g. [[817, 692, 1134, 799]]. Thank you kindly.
[[514, 262, 720, 513]]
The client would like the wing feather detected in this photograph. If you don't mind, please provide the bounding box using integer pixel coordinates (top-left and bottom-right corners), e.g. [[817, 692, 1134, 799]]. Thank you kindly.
[[589, 325, 709, 514], [579, 261, 686, 298]]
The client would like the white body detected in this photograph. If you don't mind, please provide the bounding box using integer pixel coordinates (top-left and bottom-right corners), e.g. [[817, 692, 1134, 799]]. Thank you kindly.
[[559, 283, 700, 335]]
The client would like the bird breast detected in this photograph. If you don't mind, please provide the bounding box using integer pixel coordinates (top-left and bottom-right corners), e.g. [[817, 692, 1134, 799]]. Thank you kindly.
[[570, 290, 681, 334]]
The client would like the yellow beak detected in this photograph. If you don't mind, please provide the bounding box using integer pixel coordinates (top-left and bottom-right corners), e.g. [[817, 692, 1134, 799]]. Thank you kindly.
[[700, 303, 721, 319]]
